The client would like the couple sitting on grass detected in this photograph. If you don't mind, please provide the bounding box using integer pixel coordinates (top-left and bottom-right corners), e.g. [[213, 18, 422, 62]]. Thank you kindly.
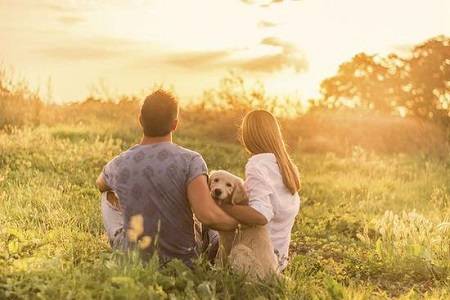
[[96, 90, 301, 274]]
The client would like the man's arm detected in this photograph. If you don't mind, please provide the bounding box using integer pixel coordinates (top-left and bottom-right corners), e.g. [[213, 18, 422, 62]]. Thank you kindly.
[[187, 175, 238, 231], [220, 204, 268, 226], [96, 173, 111, 193]]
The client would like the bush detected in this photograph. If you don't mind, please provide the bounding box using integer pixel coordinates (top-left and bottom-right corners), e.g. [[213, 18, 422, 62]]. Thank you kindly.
[[0, 68, 43, 129], [1, 69, 448, 157]]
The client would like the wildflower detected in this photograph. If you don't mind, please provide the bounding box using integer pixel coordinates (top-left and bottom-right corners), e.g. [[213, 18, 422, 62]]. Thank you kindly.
[[127, 214, 144, 242]]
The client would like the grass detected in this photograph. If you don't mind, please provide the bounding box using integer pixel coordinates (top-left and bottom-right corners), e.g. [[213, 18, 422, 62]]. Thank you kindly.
[[1, 124, 450, 299]]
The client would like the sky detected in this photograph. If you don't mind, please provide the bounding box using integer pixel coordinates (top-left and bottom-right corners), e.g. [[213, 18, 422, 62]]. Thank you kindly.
[[0, 0, 449, 104]]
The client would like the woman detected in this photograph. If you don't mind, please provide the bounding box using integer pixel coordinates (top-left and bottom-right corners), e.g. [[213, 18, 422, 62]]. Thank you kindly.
[[221, 110, 301, 271]]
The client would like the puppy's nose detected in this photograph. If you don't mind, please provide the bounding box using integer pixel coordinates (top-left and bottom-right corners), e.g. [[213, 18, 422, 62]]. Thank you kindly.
[[214, 189, 222, 197]]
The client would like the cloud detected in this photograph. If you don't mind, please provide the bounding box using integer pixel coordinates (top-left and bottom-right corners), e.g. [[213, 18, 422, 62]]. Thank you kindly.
[[233, 55, 291, 72], [164, 51, 230, 68], [36, 37, 141, 61], [41, 3, 71, 13], [261, 37, 295, 51], [232, 37, 307, 72], [232, 53, 307, 73], [38, 47, 122, 60], [35, 31, 307, 73], [164, 37, 307, 73]]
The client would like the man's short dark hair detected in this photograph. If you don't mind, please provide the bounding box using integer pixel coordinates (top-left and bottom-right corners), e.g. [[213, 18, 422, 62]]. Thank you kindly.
[[140, 89, 178, 137]]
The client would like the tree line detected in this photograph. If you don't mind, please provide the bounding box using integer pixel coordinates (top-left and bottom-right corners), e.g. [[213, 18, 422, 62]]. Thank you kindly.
[[316, 35, 449, 127]]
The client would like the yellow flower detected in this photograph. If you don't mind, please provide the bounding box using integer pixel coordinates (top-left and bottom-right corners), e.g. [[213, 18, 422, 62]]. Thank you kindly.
[[127, 214, 144, 242], [138, 235, 152, 249]]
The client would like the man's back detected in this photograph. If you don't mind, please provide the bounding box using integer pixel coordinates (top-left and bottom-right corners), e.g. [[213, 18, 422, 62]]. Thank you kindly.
[[102, 142, 208, 264]]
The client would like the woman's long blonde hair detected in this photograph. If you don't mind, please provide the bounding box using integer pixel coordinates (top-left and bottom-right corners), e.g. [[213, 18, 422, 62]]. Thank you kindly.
[[241, 110, 300, 194]]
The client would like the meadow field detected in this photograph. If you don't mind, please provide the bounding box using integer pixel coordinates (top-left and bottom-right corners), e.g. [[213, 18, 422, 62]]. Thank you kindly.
[[1, 121, 449, 299], [1, 1, 448, 298]]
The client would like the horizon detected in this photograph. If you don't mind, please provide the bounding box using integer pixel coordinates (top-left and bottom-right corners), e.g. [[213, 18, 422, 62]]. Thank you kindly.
[[1, 0, 449, 104]]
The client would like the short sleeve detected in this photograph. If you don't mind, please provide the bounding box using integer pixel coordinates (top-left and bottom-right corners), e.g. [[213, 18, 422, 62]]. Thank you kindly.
[[245, 163, 274, 222], [249, 194, 274, 223], [186, 154, 208, 185]]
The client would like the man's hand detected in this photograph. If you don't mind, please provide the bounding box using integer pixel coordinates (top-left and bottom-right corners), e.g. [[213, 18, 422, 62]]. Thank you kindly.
[[220, 204, 268, 226], [96, 173, 111, 193], [187, 175, 238, 231]]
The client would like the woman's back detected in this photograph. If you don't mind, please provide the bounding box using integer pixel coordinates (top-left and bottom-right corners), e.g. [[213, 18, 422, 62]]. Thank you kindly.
[[245, 153, 300, 270]]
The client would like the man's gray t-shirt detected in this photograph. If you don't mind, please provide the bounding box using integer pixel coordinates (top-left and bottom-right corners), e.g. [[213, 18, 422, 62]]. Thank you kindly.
[[102, 142, 208, 265]]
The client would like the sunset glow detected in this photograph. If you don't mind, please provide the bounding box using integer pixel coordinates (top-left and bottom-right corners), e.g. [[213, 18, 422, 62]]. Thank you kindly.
[[1, 0, 449, 103]]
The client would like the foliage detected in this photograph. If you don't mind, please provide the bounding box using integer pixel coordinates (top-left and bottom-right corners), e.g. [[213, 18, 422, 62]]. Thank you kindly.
[[37, 72, 446, 156], [193, 72, 304, 117], [319, 36, 450, 126], [0, 68, 42, 128]]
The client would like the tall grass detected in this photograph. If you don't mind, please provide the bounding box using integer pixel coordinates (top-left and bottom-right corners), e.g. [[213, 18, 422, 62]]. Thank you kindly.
[[1, 125, 449, 299], [0, 68, 42, 129], [1, 70, 448, 156]]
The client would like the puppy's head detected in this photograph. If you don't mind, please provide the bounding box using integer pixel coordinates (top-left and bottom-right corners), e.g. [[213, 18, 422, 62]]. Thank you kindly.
[[209, 170, 248, 205]]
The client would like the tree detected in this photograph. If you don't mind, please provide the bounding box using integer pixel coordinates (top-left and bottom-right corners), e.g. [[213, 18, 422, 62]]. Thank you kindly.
[[402, 36, 449, 123], [318, 36, 449, 126], [320, 53, 401, 113]]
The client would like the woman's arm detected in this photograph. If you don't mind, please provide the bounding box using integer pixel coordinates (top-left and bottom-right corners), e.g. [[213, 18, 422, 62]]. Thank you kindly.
[[220, 204, 268, 226]]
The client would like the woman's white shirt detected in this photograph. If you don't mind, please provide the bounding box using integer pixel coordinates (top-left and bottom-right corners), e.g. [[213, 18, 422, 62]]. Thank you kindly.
[[244, 153, 300, 271]]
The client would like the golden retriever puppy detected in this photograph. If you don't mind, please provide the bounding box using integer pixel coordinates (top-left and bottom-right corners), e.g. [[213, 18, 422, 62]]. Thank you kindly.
[[209, 170, 247, 260], [209, 170, 278, 280], [210, 170, 247, 206]]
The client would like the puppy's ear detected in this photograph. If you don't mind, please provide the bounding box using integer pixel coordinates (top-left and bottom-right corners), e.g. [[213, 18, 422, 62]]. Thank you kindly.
[[208, 170, 217, 187], [231, 181, 248, 205]]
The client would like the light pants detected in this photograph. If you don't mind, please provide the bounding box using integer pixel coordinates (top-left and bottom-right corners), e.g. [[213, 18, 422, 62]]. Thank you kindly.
[[100, 192, 126, 250]]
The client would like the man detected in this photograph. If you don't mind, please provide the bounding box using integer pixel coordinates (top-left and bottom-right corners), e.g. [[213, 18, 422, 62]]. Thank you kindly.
[[96, 90, 237, 266]]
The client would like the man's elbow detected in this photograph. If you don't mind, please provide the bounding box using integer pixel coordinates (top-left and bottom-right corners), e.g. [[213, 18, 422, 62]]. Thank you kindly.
[[195, 212, 215, 227], [95, 178, 101, 189], [95, 178, 104, 191]]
